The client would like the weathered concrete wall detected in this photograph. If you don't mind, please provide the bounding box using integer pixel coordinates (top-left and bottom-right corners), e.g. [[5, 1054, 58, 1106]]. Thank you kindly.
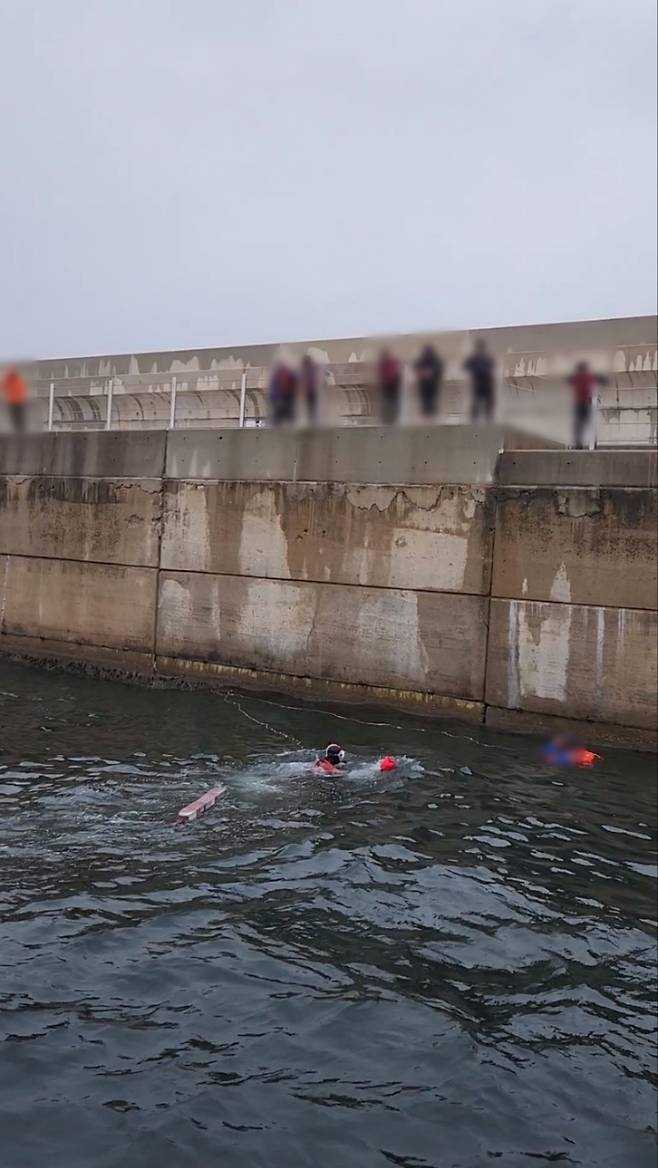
[[487, 453, 657, 743], [0, 555, 157, 652], [485, 600, 656, 730], [157, 572, 488, 701], [0, 431, 654, 747], [0, 476, 161, 566], [162, 481, 494, 595], [492, 487, 657, 610]]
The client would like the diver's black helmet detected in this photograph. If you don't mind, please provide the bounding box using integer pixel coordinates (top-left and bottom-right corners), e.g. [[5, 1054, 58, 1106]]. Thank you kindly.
[[325, 744, 344, 765]]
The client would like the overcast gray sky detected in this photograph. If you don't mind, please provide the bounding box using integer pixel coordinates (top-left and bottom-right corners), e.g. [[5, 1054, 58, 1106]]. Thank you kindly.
[[1, 0, 656, 358]]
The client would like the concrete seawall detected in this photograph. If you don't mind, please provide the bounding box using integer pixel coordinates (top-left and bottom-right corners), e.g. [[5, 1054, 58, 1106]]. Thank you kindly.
[[0, 430, 655, 749]]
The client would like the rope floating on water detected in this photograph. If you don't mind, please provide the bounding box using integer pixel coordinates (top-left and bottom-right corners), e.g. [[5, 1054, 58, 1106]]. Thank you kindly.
[[226, 691, 512, 751], [218, 690, 304, 747]]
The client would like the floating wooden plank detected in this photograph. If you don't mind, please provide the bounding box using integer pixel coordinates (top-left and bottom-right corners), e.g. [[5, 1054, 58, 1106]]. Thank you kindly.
[[178, 785, 226, 823]]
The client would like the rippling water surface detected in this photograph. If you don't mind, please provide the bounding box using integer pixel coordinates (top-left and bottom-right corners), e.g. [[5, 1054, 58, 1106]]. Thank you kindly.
[[0, 660, 656, 1168]]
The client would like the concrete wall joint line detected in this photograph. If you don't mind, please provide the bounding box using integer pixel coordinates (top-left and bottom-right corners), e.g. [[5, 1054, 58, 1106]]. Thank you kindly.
[[162, 564, 489, 601], [481, 486, 499, 726], [489, 593, 656, 615], [0, 550, 155, 573], [151, 431, 169, 672]]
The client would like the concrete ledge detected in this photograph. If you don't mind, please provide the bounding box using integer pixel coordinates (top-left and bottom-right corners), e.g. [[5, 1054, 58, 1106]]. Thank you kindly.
[[0, 634, 155, 679], [156, 654, 484, 721], [498, 449, 657, 487], [0, 431, 167, 478], [485, 705, 658, 752]]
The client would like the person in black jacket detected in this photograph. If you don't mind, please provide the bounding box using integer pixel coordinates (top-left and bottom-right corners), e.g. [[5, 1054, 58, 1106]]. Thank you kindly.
[[464, 340, 496, 422], [414, 345, 444, 418]]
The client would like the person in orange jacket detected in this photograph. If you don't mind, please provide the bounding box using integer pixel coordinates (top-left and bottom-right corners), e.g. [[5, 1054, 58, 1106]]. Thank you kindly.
[[2, 367, 28, 432]]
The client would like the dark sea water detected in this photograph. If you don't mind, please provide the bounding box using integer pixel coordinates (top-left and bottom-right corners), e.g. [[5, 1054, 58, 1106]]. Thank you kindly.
[[0, 659, 656, 1168]]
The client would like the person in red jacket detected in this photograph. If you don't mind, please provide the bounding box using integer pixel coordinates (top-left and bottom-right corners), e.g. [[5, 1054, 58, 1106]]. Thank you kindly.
[[268, 361, 298, 426], [377, 348, 402, 425], [313, 744, 346, 776], [568, 361, 607, 449]]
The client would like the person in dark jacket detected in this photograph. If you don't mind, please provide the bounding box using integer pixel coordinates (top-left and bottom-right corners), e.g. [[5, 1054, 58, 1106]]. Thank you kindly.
[[464, 340, 495, 422], [414, 345, 444, 418], [300, 354, 320, 425]]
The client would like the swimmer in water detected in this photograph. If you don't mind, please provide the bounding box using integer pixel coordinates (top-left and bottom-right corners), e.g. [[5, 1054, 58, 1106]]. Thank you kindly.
[[313, 744, 346, 775], [543, 733, 600, 767]]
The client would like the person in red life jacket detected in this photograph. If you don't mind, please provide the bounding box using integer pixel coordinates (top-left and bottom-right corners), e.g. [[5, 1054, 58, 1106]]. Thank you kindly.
[[300, 354, 320, 426], [377, 348, 402, 425], [2, 366, 29, 433], [567, 361, 607, 449], [542, 733, 600, 767], [269, 361, 298, 426], [313, 743, 346, 776]]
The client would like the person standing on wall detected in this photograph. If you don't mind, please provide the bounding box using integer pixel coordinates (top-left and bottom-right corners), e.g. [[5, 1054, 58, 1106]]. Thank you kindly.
[[377, 348, 402, 425], [414, 344, 444, 418], [268, 361, 298, 426], [1, 367, 29, 432], [464, 339, 496, 422], [300, 354, 320, 425], [567, 360, 607, 449]]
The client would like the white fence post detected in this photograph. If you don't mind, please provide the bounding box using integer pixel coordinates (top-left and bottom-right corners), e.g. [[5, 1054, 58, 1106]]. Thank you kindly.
[[47, 382, 55, 432], [239, 371, 247, 428], [169, 375, 177, 430], [105, 378, 114, 431]]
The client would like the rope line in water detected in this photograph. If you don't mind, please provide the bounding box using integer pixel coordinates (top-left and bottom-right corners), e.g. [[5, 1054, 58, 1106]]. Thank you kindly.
[[219, 690, 304, 748], [222, 690, 510, 751]]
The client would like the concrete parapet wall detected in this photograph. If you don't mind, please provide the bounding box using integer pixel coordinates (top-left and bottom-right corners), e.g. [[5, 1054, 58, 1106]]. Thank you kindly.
[[27, 314, 656, 383], [165, 426, 509, 485], [0, 431, 167, 478], [0, 430, 654, 748], [498, 449, 657, 487]]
